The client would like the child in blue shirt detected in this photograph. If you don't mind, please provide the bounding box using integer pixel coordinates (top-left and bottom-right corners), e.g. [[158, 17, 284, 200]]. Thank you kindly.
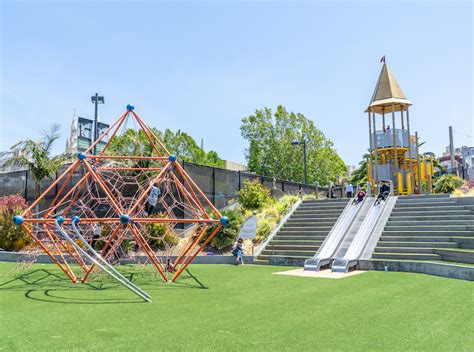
[[143, 182, 161, 216]]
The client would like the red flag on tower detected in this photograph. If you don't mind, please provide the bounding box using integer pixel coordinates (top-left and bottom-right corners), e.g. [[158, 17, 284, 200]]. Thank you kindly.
[[380, 55, 386, 63]]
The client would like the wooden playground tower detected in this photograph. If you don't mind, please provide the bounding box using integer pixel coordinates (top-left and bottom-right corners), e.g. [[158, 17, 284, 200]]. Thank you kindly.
[[366, 61, 433, 195]]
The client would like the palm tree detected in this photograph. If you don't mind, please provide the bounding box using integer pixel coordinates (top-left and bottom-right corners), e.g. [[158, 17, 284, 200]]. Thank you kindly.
[[2, 124, 67, 200], [350, 151, 371, 185]]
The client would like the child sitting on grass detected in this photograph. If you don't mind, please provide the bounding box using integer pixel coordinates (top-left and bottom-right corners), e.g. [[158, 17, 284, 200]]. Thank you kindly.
[[232, 238, 244, 264]]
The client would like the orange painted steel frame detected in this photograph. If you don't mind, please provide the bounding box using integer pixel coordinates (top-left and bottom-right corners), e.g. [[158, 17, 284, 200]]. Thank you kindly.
[[19, 107, 223, 284]]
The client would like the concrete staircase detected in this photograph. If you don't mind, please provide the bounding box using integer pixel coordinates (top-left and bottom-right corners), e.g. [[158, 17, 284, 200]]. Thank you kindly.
[[373, 194, 474, 263], [254, 199, 347, 266]]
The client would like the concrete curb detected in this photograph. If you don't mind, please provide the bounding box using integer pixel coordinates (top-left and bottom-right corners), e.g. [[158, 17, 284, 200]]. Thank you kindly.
[[0, 251, 254, 265], [357, 259, 474, 281]]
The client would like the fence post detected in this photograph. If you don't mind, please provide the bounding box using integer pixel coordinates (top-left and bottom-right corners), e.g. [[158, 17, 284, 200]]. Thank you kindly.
[[282, 180, 285, 193], [55, 170, 59, 199], [212, 167, 216, 205], [238, 170, 241, 191], [315, 182, 319, 198], [24, 170, 28, 200]]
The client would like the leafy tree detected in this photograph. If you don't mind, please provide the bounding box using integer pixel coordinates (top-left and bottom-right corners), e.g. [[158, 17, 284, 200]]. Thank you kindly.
[[241, 106, 346, 185], [108, 127, 225, 168], [2, 124, 67, 199], [350, 151, 371, 185]]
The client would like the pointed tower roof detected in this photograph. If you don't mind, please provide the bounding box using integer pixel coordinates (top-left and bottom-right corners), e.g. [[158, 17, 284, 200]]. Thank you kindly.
[[366, 63, 412, 113]]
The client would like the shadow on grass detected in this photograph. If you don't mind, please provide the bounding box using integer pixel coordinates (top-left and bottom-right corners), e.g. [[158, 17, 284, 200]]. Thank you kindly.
[[0, 266, 208, 304]]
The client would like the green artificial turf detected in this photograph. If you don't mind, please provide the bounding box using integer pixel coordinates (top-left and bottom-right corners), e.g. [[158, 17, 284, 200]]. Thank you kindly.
[[0, 262, 473, 351]]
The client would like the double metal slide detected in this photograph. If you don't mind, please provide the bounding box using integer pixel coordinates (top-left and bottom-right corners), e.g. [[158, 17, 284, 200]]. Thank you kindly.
[[304, 183, 391, 273], [304, 194, 367, 271]]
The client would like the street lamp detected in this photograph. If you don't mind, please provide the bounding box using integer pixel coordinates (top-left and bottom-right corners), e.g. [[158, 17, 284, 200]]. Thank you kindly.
[[291, 139, 307, 184], [91, 93, 105, 155]]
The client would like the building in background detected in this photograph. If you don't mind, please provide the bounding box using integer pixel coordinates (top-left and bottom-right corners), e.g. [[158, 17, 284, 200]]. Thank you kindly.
[[346, 165, 357, 178], [225, 160, 247, 172], [65, 111, 109, 154], [439, 145, 473, 180]]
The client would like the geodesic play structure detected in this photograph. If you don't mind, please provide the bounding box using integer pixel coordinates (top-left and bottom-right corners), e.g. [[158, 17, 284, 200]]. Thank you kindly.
[[12, 105, 228, 301]]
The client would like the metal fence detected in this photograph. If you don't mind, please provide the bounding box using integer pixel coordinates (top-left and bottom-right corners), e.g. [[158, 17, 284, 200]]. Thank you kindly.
[[0, 160, 336, 210]]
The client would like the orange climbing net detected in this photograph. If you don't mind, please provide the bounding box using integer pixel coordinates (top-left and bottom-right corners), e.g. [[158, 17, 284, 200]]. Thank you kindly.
[[16, 105, 225, 284]]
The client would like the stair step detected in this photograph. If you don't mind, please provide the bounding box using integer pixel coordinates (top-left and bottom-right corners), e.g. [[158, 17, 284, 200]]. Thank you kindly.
[[375, 247, 435, 254], [302, 200, 348, 204], [269, 240, 323, 246], [392, 206, 472, 216], [377, 241, 458, 248], [385, 225, 472, 231], [261, 249, 317, 256], [395, 201, 458, 208], [379, 236, 455, 242], [399, 194, 450, 199], [390, 215, 474, 221], [295, 210, 345, 214], [280, 227, 332, 232], [387, 220, 474, 226], [257, 254, 308, 261], [275, 235, 327, 241], [284, 222, 336, 228], [371, 253, 441, 260], [264, 244, 320, 250], [382, 231, 474, 236], [298, 204, 347, 209]]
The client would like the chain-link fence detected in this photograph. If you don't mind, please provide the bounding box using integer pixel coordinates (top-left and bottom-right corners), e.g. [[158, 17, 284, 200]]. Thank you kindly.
[[0, 160, 339, 210]]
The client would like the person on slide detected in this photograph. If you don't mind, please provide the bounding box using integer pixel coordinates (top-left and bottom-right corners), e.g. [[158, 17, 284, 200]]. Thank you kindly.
[[375, 182, 390, 206], [354, 189, 366, 204]]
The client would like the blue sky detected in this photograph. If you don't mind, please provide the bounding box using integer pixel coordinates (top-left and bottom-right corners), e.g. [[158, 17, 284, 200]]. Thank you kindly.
[[1, 0, 472, 166]]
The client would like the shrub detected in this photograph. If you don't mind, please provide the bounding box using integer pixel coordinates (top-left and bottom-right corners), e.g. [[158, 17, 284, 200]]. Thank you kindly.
[[0, 195, 31, 251], [276, 195, 298, 214], [302, 194, 318, 201], [261, 205, 280, 223], [238, 180, 271, 210], [146, 214, 179, 251], [203, 208, 243, 250], [256, 218, 277, 242], [434, 175, 465, 194]]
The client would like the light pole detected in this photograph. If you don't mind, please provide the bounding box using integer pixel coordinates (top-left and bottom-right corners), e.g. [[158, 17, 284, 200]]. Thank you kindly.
[[91, 93, 105, 155], [291, 139, 307, 184]]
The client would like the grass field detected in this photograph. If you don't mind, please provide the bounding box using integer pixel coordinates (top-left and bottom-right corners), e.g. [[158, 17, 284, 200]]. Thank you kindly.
[[0, 262, 473, 351]]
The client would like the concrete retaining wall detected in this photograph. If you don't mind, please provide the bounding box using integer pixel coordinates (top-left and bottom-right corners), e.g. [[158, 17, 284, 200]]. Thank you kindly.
[[0, 251, 254, 265], [268, 256, 305, 267], [434, 250, 474, 264], [358, 259, 474, 281]]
